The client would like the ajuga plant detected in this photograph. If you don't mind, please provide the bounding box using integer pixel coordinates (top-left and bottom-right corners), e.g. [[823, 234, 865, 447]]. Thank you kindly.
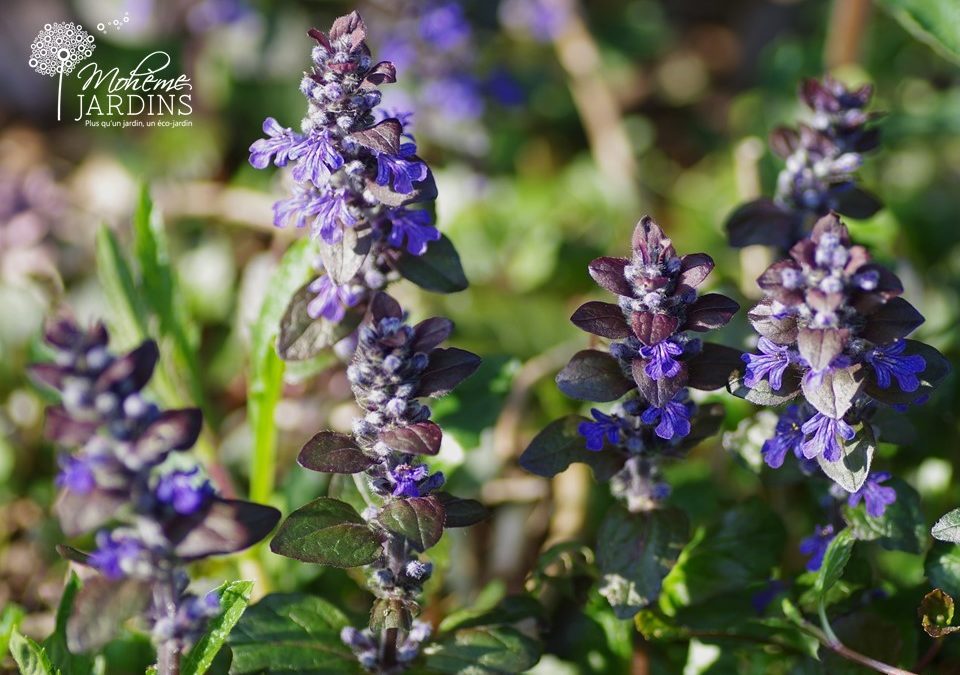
[[519, 216, 742, 618], [730, 211, 950, 565], [267, 292, 486, 671], [249, 10, 467, 362], [726, 76, 883, 249], [29, 316, 280, 673]]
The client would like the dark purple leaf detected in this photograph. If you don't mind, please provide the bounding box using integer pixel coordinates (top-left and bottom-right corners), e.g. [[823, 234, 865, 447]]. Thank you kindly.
[[269, 497, 383, 567], [319, 226, 371, 285], [632, 216, 675, 260], [416, 347, 481, 397], [172, 499, 281, 561], [748, 300, 798, 344], [630, 312, 680, 345], [377, 496, 445, 551], [518, 415, 623, 480], [835, 187, 883, 219], [29, 363, 67, 391], [347, 119, 401, 155], [379, 421, 442, 456], [683, 294, 739, 332], [328, 10, 366, 49], [801, 364, 863, 418], [570, 301, 630, 339], [298, 431, 375, 473], [67, 577, 151, 653], [369, 291, 402, 321], [363, 61, 397, 87], [435, 492, 489, 527], [306, 27, 330, 50], [556, 350, 634, 402], [55, 488, 126, 537], [769, 126, 800, 158], [394, 233, 467, 293], [679, 403, 726, 450], [134, 408, 203, 465], [860, 298, 924, 343], [686, 343, 743, 391], [587, 257, 633, 296], [45, 406, 97, 445], [725, 199, 797, 248], [676, 253, 715, 293], [411, 317, 453, 353], [798, 328, 848, 373], [632, 360, 687, 408], [94, 340, 158, 395]]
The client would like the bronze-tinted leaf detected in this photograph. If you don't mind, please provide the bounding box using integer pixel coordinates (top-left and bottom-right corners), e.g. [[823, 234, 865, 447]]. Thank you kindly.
[[298, 431, 375, 473], [797, 328, 848, 373], [277, 281, 363, 361], [411, 317, 453, 353], [686, 343, 743, 391], [683, 294, 739, 332], [45, 406, 98, 445], [319, 226, 371, 285], [363, 61, 396, 87], [416, 348, 481, 397], [632, 360, 687, 408], [270, 497, 384, 567], [860, 297, 924, 344], [676, 253, 714, 293], [631, 312, 680, 345], [570, 301, 630, 339], [379, 421, 442, 456], [748, 299, 799, 344], [328, 10, 366, 49], [435, 492, 489, 527], [67, 577, 151, 653], [556, 350, 633, 402], [377, 496, 445, 551], [55, 487, 126, 537], [347, 119, 401, 155], [172, 499, 281, 560], [769, 126, 799, 158], [134, 408, 203, 465], [29, 362, 67, 391], [587, 257, 633, 296], [94, 340, 158, 395]]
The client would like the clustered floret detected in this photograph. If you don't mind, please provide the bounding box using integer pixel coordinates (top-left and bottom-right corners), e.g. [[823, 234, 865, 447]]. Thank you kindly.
[[565, 217, 741, 509], [727, 76, 881, 249], [250, 11, 440, 326], [31, 317, 279, 655]]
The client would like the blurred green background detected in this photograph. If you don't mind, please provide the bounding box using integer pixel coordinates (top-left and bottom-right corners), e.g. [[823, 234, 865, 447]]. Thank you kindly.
[[2, 0, 960, 672]]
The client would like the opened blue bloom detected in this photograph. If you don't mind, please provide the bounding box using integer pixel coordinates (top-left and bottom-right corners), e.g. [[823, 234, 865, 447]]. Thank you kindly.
[[799, 524, 835, 572], [386, 208, 441, 256], [89, 531, 147, 580], [865, 340, 925, 392], [249, 117, 304, 169], [292, 130, 344, 185], [639, 339, 683, 381], [743, 337, 794, 391], [761, 404, 807, 468], [273, 184, 321, 231], [307, 275, 364, 322], [388, 464, 444, 498], [578, 409, 621, 451], [313, 189, 358, 243], [155, 468, 215, 516], [800, 412, 855, 462], [376, 143, 428, 195], [56, 453, 97, 494], [848, 471, 897, 517], [641, 395, 692, 440]]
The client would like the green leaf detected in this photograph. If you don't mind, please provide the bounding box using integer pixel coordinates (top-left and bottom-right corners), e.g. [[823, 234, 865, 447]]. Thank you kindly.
[[95, 224, 149, 347], [661, 500, 785, 615], [919, 589, 960, 637], [817, 423, 874, 493], [0, 603, 25, 663], [596, 506, 689, 619], [270, 497, 384, 567], [393, 234, 468, 293], [876, 0, 960, 65], [842, 478, 927, 553], [815, 529, 855, 601], [926, 542, 960, 598], [181, 580, 254, 675], [377, 496, 445, 552], [248, 239, 316, 503], [518, 415, 623, 481], [44, 573, 94, 675], [423, 626, 541, 674], [9, 632, 55, 675], [229, 593, 361, 674], [933, 508, 960, 544]]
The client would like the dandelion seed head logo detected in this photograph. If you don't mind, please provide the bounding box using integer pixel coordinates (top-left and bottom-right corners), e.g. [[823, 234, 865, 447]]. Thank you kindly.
[[28, 22, 96, 120]]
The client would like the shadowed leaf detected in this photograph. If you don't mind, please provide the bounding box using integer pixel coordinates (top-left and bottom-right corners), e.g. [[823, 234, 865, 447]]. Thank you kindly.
[[519, 415, 623, 480], [417, 348, 481, 397], [394, 234, 468, 293], [556, 350, 633, 402], [570, 301, 630, 339], [818, 423, 875, 493], [172, 499, 281, 560], [270, 498, 383, 567]]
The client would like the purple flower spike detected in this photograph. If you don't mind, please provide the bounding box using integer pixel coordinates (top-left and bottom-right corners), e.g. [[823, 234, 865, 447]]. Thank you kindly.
[[848, 471, 897, 517], [578, 409, 621, 451], [800, 413, 855, 462], [307, 275, 364, 322], [249, 117, 304, 169], [761, 405, 807, 469], [155, 468, 215, 516], [376, 143, 428, 195], [639, 339, 683, 381], [799, 524, 835, 572], [386, 208, 440, 256], [641, 396, 692, 441], [865, 340, 925, 392], [743, 338, 794, 391]]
